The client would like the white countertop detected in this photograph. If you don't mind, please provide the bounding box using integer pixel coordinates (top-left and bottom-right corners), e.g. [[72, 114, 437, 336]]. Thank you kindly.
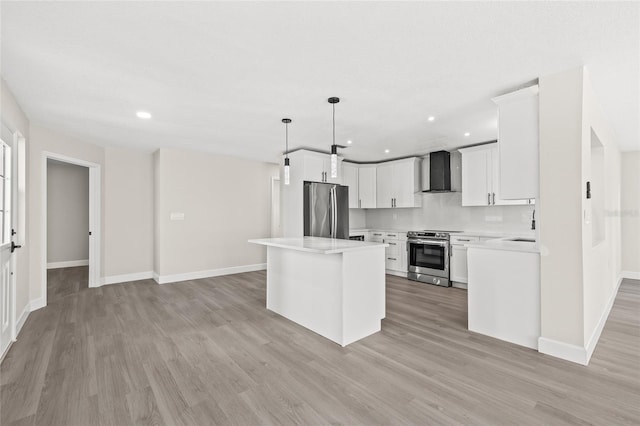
[[465, 237, 540, 254], [458, 230, 536, 238], [249, 237, 389, 254]]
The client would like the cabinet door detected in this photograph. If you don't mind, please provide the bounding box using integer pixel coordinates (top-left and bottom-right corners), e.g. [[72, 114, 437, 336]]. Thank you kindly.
[[392, 161, 415, 208], [450, 245, 469, 283], [495, 86, 539, 200], [376, 163, 394, 208], [461, 147, 491, 206], [490, 146, 527, 206], [369, 231, 384, 242], [342, 163, 359, 208], [385, 238, 401, 271], [358, 166, 377, 208], [303, 154, 326, 182]]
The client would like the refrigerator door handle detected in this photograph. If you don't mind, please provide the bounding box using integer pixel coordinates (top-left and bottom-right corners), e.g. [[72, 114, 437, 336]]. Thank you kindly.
[[330, 186, 337, 238]]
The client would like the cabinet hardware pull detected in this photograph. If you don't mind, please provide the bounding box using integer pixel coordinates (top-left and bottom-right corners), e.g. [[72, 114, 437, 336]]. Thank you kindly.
[[389, 242, 396, 245], [492, 192, 496, 205], [388, 258, 397, 261], [487, 193, 490, 205], [457, 239, 470, 242]]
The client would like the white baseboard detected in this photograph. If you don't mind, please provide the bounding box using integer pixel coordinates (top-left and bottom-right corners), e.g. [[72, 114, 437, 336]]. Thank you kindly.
[[103, 271, 154, 286], [29, 297, 46, 312], [539, 274, 624, 366], [16, 302, 30, 336], [538, 337, 588, 365], [584, 274, 624, 363], [386, 270, 408, 278], [154, 263, 267, 285], [621, 271, 640, 280], [47, 259, 89, 269]]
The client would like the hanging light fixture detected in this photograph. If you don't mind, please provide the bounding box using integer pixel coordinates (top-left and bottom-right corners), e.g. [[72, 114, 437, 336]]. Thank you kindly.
[[282, 118, 292, 185], [328, 97, 340, 178]]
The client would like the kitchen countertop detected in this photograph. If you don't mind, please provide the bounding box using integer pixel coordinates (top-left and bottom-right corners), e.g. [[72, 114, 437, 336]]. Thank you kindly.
[[249, 237, 388, 254], [458, 230, 536, 238], [465, 236, 539, 254]]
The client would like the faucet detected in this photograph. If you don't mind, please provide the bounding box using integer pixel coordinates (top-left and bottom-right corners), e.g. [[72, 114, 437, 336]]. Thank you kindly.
[[531, 209, 536, 230]]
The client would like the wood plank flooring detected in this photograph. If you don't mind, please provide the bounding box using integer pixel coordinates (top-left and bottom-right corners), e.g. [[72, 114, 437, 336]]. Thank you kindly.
[[1, 270, 639, 425]]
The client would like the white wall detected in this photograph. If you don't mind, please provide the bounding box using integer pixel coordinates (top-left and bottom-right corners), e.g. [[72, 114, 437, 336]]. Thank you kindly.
[[1, 77, 31, 319], [365, 193, 534, 233], [538, 66, 623, 365], [154, 148, 278, 280], [46, 160, 89, 265], [621, 152, 640, 275], [104, 147, 154, 278]]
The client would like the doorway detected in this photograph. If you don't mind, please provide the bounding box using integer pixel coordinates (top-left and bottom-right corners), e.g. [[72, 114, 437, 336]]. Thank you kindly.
[[46, 159, 89, 302], [41, 152, 101, 308]]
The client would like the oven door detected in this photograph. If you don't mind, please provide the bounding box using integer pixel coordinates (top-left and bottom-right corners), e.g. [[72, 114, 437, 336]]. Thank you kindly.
[[407, 239, 449, 278]]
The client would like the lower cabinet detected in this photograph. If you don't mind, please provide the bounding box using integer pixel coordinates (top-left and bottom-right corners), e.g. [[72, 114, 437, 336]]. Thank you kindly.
[[450, 235, 479, 289], [368, 230, 408, 276]]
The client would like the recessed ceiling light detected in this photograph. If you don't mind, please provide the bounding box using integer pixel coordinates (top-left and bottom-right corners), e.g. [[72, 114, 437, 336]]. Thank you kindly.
[[385, 149, 390, 154], [464, 132, 470, 137], [347, 140, 352, 145], [428, 116, 435, 122], [136, 111, 152, 119]]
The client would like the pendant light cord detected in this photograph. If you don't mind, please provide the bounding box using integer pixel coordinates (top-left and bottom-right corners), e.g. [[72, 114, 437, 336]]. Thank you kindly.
[[332, 103, 336, 147]]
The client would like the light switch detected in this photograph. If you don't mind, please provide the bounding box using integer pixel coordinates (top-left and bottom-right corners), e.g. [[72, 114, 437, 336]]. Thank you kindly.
[[170, 212, 185, 221]]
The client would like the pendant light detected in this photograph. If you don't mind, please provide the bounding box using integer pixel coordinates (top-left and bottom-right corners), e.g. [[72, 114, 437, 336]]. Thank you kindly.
[[328, 97, 340, 178], [282, 118, 292, 185]]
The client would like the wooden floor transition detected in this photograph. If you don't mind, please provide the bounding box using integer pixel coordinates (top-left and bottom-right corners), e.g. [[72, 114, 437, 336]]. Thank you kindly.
[[1, 269, 639, 425]]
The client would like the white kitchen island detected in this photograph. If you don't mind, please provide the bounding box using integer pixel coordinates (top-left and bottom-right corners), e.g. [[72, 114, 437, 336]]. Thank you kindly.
[[248, 237, 388, 346]]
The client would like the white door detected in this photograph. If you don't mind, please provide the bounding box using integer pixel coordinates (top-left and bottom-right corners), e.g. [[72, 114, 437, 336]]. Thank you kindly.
[[0, 140, 14, 358], [303, 153, 325, 182]]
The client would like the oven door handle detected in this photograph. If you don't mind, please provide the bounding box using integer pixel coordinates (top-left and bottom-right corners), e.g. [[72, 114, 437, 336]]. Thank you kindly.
[[408, 239, 448, 246]]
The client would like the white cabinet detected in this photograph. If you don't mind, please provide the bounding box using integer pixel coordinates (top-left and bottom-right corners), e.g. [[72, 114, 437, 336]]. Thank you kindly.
[[369, 231, 384, 243], [449, 235, 480, 288], [459, 144, 528, 206], [301, 151, 342, 184], [367, 230, 408, 275], [358, 165, 377, 208], [343, 163, 377, 209], [376, 158, 421, 208], [343, 162, 359, 208], [492, 86, 539, 200]]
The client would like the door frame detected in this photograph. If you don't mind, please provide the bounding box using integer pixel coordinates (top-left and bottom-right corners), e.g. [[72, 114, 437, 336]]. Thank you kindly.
[[41, 152, 101, 307]]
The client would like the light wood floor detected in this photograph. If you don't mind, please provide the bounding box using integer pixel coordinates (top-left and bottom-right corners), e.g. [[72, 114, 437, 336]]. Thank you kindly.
[[2, 270, 639, 425]]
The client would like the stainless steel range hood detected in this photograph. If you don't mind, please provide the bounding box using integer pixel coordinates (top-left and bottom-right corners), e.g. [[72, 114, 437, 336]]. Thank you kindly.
[[422, 150, 452, 192]]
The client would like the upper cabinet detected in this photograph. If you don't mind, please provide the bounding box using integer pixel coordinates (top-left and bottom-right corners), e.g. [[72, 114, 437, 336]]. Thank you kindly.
[[342, 162, 359, 208], [492, 85, 539, 200], [376, 158, 422, 208], [358, 165, 377, 208], [300, 151, 342, 184], [343, 163, 377, 209], [459, 143, 529, 206]]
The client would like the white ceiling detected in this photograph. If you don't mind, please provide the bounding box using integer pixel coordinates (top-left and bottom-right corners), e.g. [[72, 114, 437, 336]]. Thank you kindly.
[[1, 2, 638, 164]]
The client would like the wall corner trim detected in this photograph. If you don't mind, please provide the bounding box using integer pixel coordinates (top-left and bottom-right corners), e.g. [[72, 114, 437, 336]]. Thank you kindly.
[[154, 263, 267, 285], [621, 271, 640, 280], [538, 337, 588, 365], [102, 271, 154, 286]]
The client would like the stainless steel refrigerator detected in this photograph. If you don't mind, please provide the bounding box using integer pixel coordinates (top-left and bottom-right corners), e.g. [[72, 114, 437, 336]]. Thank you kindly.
[[303, 181, 349, 239]]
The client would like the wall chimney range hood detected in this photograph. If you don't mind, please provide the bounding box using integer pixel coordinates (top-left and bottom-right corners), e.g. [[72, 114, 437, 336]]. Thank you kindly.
[[423, 150, 452, 192]]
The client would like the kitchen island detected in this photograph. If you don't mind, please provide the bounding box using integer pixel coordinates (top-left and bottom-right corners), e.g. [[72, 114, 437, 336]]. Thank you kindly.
[[248, 237, 388, 346]]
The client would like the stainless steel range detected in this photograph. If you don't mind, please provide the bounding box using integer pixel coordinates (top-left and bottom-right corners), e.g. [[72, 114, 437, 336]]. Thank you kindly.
[[406, 230, 457, 287]]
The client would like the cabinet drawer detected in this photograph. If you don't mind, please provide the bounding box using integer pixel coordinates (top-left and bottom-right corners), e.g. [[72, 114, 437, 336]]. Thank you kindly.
[[385, 232, 400, 239], [451, 235, 479, 245]]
